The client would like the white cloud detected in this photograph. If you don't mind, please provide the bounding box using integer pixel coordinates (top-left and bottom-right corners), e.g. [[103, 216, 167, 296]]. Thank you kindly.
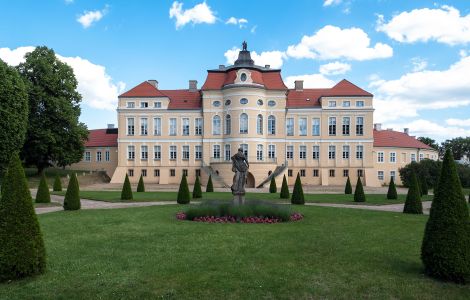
[[460, 49, 468, 58], [224, 47, 286, 69], [77, 6, 108, 28], [169, 1, 216, 29], [319, 61, 351, 75], [384, 119, 470, 141], [225, 17, 248, 28], [323, 0, 341, 7], [377, 5, 470, 45], [284, 74, 335, 89], [286, 25, 393, 61], [0, 46, 125, 111], [250, 25, 257, 34], [410, 57, 428, 72], [446, 118, 470, 127]]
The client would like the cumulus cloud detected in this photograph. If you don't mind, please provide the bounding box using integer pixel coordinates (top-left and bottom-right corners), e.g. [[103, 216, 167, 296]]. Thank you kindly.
[[446, 118, 470, 127], [384, 119, 470, 141], [410, 57, 428, 72], [377, 6, 470, 45], [286, 25, 393, 61], [224, 47, 286, 69], [284, 74, 335, 89], [0, 46, 125, 110], [323, 0, 341, 6], [319, 61, 351, 75], [226, 17, 248, 28], [77, 6, 108, 28], [169, 1, 216, 29]]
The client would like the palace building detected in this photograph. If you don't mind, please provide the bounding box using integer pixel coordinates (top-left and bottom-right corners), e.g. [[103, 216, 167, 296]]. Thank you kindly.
[[70, 46, 438, 187]]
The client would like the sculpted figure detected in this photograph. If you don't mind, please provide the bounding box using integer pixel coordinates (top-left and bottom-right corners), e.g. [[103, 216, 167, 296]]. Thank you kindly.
[[242, 41, 247, 51], [231, 147, 249, 195]]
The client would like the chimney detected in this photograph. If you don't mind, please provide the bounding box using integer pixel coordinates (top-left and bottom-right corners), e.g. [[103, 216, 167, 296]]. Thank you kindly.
[[219, 64, 225, 69], [374, 123, 382, 131], [294, 80, 303, 91], [265, 64, 270, 69], [404, 128, 409, 135], [107, 124, 115, 129], [189, 80, 198, 92], [147, 79, 158, 89]]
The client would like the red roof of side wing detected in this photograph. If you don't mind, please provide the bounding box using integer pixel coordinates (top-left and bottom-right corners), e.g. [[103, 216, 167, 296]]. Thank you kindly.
[[328, 79, 373, 96], [164, 90, 202, 109], [119, 81, 167, 97], [85, 129, 118, 147], [373, 129, 433, 149]]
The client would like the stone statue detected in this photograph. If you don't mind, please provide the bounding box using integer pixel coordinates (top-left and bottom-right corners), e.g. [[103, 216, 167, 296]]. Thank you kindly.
[[231, 147, 249, 204], [242, 41, 247, 51]]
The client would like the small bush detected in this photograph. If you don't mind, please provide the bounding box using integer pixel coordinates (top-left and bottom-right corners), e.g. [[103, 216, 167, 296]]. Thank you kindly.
[[280, 174, 289, 199], [35, 172, 51, 203], [137, 174, 145, 192], [192, 176, 202, 198], [354, 177, 366, 202], [344, 176, 352, 194], [269, 176, 277, 193], [403, 171, 423, 214], [53, 174, 62, 192], [387, 177, 398, 200], [206, 175, 214, 192], [291, 173, 305, 205], [177, 174, 190, 204], [121, 174, 133, 200], [63, 173, 80, 210]]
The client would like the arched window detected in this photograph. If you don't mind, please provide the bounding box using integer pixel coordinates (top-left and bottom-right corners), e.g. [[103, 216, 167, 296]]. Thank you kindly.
[[240, 113, 248, 134], [240, 144, 248, 157], [257, 114, 263, 135], [225, 114, 231, 135], [268, 115, 276, 135], [212, 115, 221, 135]]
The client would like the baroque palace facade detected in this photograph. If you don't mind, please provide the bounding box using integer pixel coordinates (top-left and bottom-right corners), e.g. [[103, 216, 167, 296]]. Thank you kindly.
[[70, 46, 438, 187]]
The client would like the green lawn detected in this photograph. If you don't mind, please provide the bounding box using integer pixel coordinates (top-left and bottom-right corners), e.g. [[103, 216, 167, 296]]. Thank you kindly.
[[1, 206, 469, 299], [52, 190, 433, 205]]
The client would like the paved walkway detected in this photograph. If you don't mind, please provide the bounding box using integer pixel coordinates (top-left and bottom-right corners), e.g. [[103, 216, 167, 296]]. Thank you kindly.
[[306, 201, 432, 214]]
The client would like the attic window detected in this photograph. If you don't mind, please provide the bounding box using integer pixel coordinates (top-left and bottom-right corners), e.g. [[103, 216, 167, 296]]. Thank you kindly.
[[240, 73, 247, 82], [306, 98, 310, 101]]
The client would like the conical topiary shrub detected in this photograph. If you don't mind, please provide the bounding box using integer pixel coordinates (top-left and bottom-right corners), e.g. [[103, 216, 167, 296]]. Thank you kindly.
[[280, 174, 289, 199], [35, 172, 51, 203], [354, 176, 366, 202], [53, 174, 62, 192], [206, 174, 214, 192], [387, 176, 398, 200], [291, 173, 305, 205], [121, 174, 133, 200], [344, 176, 352, 194], [0, 153, 46, 282], [137, 174, 145, 192], [269, 176, 277, 193], [420, 179, 428, 196], [421, 150, 470, 283], [177, 174, 190, 204], [192, 176, 202, 199], [403, 171, 423, 214], [63, 173, 80, 210]]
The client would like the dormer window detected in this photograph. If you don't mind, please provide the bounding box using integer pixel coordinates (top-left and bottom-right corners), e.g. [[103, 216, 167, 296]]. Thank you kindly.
[[240, 73, 247, 82], [328, 101, 336, 107], [356, 100, 365, 107], [127, 102, 135, 108], [154, 102, 162, 108], [140, 102, 149, 108]]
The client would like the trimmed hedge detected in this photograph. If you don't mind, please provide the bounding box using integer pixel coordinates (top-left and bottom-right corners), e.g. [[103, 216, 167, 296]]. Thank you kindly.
[[291, 173, 305, 205], [403, 171, 423, 214], [421, 149, 470, 283], [177, 174, 190, 204], [35, 172, 51, 203], [192, 176, 202, 199], [420, 179, 428, 196], [269, 176, 277, 193], [63, 173, 80, 210], [137, 175, 145, 192], [52, 174, 62, 192], [387, 176, 398, 200], [344, 176, 352, 194], [280, 174, 289, 199], [121, 174, 133, 200], [354, 177, 366, 202], [206, 175, 214, 192], [0, 153, 46, 282]]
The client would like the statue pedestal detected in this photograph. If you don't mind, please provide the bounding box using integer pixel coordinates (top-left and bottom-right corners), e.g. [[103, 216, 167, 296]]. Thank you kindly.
[[233, 194, 245, 206]]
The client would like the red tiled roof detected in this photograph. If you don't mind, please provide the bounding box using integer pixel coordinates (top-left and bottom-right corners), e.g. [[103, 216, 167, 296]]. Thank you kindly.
[[85, 129, 118, 147], [164, 90, 202, 109], [120, 81, 166, 97], [202, 70, 287, 90], [373, 129, 434, 149]]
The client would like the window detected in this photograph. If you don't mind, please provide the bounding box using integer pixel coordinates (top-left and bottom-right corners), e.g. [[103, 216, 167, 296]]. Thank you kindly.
[[419, 153, 424, 161], [342, 145, 350, 159], [328, 145, 336, 159], [154, 102, 161, 108], [268, 115, 276, 135], [240, 113, 248, 134], [357, 169, 363, 177], [225, 115, 231, 135], [170, 145, 177, 160], [225, 99, 231, 106], [299, 145, 306, 159], [96, 151, 102, 162], [257, 99, 263, 106], [141, 146, 148, 160], [127, 102, 135, 108], [240, 144, 248, 157], [127, 118, 135, 136], [286, 118, 294, 136], [390, 171, 396, 179], [195, 145, 202, 160], [240, 73, 247, 81], [411, 153, 416, 162], [195, 118, 203, 135], [256, 144, 263, 161], [286, 145, 293, 159], [343, 169, 349, 177], [183, 169, 188, 176], [154, 169, 160, 177], [356, 145, 363, 159], [225, 144, 231, 161], [195, 169, 201, 177], [356, 117, 364, 135], [182, 118, 190, 136], [105, 150, 110, 162], [343, 101, 350, 107], [342, 117, 350, 135], [140, 102, 148, 108], [312, 118, 320, 136], [300, 169, 306, 177], [288, 169, 293, 177], [313, 169, 319, 177], [268, 145, 276, 159], [402, 153, 407, 163], [299, 118, 307, 136], [212, 115, 221, 135], [356, 100, 364, 107], [240, 98, 248, 105], [390, 152, 396, 163], [213, 101, 221, 107], [141, 169, 147, 177], [85, 151, 91, 162], [257, 114, 263, 135], [182, 145, 190, 160], [328, 101, 336, 107], [128, 145, 135, 160], [377, 152, 384, 163], [169, 118, 177, 136], [329, 169, 335, 177], [268, 100, 276, 107], [154, 145, 161, 160], [170, 169, 176, 177], [312, 145, 319, 159], [329, 117, 336, 135], [213, 145, 221, 159], [154, 117, 161, 136], [140, 118, 148, 135], [128, 169, 134, 177], [378, 171, 384, 181]]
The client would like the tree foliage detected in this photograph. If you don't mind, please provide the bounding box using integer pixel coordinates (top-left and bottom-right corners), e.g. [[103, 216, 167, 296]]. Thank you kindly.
[[420, 178, 428, 196], [137, 175, 145, 192], [403, 172, 423, 214], [35, 173, 51, 203], [421, 150, 470, 283], [387, 176, 397, 199], [269, 177, 277, 193], [0, 153, 46, 281], [177, 174, 190, 204], [344, 176, 352, 194], [354, 177, 366, 202], [17, 46, 88, 174], [291, 173, 305, 205], [417, 137, 439, 151], [192, 176, 202, 198], [53, 174, 62, 192], [440, 137, 470, 160], [280, 174, 289, 199], [206, 175, 214, 192], [63, 173, 80, 210], [121, 174, 133, 200]]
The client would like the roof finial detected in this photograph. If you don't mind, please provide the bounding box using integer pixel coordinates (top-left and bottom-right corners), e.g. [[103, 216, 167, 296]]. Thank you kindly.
[[242, 40, 247, 51]]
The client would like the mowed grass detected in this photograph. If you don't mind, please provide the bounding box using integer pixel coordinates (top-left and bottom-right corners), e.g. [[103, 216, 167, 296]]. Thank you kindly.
[[52, 190, 433, 205], [1, 206, 469, 299]]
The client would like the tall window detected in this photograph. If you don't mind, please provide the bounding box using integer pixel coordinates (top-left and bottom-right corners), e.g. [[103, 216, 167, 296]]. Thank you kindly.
[[329, 117, 336, 135], [257, 114, 263, 135], [342, 117, 350, 135], [419, 153, 424, 161], [299, 145, 306, 159], [169, 118, 177, 136], [240, 144, 248, 156], [342, 145, 350, 159], [225, 144, 231, 161], [356, 145, 363, 159], [154, 145, 161, 160], [96, 151, 102, 162], [182, 145, 190, 160], [127, 118, 135, 136], [141, 145, 148, 160], [225, 115, 231, 135], [213, 145, 221, 159], [169, 145, 177, 160], [105, 150, 110, 162], [356, 117, 364, 135], [212, 115, 221, 135], [268, 145, 276, 159], [411, 153, 416, 162], [377, 152, 384, 162], [195, 145, 202, 160], [312, 145, 319, 159], [140, 118, 148, 135], [154, 117, 161, 136], [256, 144, 263, 161], [128, 145, 135, 160], [390, 170, 396, 179], [85, 151, 91, 162], [195, 118, 203, 135], [268, 115, 276, 135], [240, 113, 248, 134], [390, 152, 396, 163], [286, 145, 293, 159], [182, 118, 190, 136], [299, 118, 307, 136], [328, 145, 336, 159], [312, 118, 320, 136], [378, 171, 384, 181], [286, 118, 294, 136]]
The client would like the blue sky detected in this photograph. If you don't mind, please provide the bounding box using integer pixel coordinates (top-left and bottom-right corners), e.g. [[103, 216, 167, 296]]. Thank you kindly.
[[1, 0, 470, 141]]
